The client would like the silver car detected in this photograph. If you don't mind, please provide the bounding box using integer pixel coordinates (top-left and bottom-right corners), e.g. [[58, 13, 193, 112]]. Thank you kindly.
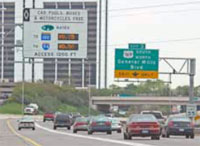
[[18, 116, 35, 131]]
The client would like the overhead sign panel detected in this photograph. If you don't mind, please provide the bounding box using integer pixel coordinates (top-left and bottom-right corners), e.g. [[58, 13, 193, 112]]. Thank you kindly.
[[23, 8, 88, 58], [128, 43, 146, 49], [115, 49, 159, 79]]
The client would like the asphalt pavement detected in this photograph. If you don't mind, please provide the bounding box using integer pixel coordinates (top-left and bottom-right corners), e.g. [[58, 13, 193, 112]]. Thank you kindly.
[[1, 117, 200, 146]]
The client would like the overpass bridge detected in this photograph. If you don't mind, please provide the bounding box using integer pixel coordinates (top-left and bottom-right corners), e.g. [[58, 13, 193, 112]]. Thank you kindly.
[[91, 96, 200, 111]]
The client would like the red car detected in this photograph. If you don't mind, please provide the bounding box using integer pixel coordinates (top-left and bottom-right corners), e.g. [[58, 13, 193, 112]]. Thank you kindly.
[[123, 114, 160, 140], [73, 117, 89, 133], [43, 112, 55, 122]]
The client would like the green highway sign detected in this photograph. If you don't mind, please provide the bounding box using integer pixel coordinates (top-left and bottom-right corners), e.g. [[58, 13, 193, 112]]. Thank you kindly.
[[129, 43, 146, 49], [115, 49, 159, 71], [115, 49, 159, 79]]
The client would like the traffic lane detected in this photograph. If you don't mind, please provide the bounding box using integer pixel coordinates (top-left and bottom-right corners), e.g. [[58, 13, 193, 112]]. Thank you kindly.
[[38, 120, 200, 146], [11, 119, 151, 146], [0, 119, 31, 146]]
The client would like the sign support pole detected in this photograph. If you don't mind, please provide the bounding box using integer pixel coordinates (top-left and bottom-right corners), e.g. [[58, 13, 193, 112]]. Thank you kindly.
[[22, 0, 26, 115], [68, 59, 71, 85], [82, 59, 85, 87], [55, 59, 57, 83], [104, 0, 108, 89], [31, 0, 35, 83], [98, 0, 102, 89]]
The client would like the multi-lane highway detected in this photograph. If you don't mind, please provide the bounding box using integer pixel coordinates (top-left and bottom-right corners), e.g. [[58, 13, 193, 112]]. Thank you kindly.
[[1, 116, 200, 146]]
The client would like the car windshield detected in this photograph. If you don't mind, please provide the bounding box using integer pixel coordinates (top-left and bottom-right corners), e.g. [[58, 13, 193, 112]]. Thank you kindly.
[[76, 117, 88, 122], [130, 115, 157, 122], [111, 118, 120, 124], [92, 116, 109, 122], [171, 117, 191, 122], [142, 112, 163, 119], [56, 115, 70, 121]]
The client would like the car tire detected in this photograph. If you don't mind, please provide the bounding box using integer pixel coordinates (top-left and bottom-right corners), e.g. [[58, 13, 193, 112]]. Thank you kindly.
[[166, 133, 170, 138], [186, 135, 190, 139], [18, 128, 21, 131], [107, 131, 112, 135], [54, 126, 57, 130], [162, 134, 165, 138], [88, 130, 93, 135], [127, 133, 132, 140], [67, 127, 71, 130], [32, 128, 35, 131], [156, 136, 160, 140], [190, 134, 194, 139], [73, 130, 77, 133], [124, 133, 128, 140], [43, 119, 46, 122]]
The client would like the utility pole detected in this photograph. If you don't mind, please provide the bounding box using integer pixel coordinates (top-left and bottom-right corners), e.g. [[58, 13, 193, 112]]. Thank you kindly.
[[104, 0, 108, 89], [22, 0, 26, 115], [189, 59, 196, 103], [98, 0, 102, 89], [32, 0, 35, 83], [1, 3, 6, 82]]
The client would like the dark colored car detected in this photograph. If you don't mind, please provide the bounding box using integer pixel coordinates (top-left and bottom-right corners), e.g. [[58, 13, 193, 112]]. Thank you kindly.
[[123, 114, 160, 140], [161, 116, 194, 139], [53, 114, 72, 130], [73, 117, 89, 133], [43, 112, 54, 122], [88, 116, 112, 135]]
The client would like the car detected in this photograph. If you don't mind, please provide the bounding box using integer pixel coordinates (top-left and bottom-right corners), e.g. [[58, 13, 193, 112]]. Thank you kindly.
[[18, 116, 35, 131], [110, 118, 122, 133], [24, 106, 36, 115], [141, 111, 166, 126], [73, 117, 89, 133], [87, 116, 112, 135], [71, 112, 81, 125], [123, 114, 160, 140], [43, 112, 54, 122], [53, 114, 72, 130], [161, 116, 194, 139]]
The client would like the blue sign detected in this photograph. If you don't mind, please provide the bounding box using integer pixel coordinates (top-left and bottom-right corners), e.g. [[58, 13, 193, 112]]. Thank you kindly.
[[42, 43, 50, 50], [41, 33, 51, 41]]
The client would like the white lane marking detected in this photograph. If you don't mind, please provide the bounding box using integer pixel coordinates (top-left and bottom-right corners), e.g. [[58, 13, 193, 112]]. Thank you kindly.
[[36, 123, 154, 146]]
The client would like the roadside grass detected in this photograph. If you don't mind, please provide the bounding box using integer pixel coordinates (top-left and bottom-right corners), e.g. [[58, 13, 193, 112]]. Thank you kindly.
[[0, 102, 22, 115], [0, 102, 100, 116]]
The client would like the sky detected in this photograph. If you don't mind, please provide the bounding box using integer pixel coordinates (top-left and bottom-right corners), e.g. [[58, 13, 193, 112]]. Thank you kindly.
[[2, 0, 200, 88]]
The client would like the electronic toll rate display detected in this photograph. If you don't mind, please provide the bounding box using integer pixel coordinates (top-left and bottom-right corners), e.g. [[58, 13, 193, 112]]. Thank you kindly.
[[58, 44, 79, 50], [58, 33, 79, 41]]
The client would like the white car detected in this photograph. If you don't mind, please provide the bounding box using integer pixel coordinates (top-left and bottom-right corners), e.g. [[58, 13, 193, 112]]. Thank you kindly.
[[141, 110, 166, 126], [18, 116, 35, 130]]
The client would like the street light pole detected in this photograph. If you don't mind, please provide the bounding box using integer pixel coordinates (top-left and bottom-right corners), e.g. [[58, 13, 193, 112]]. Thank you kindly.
[[1, 3, 6, 82]]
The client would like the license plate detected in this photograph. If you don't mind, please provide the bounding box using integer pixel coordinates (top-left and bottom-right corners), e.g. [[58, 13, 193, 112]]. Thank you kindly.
[[142, 130, 149, 134], [179, 129, 184, 132]]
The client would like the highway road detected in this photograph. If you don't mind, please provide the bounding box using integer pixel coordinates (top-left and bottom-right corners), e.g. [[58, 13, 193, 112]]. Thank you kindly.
[[1, 117, 200, 146]]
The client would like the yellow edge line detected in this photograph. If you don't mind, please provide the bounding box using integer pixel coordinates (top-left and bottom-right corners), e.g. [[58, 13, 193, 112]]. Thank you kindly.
[[7, 120, 42, 146]]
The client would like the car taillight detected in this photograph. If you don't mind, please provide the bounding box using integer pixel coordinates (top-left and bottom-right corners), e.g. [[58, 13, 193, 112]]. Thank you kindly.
[[168, 121, 174, 128], [105, 121, 111, 126], [153, 123, 160, 128], [91, 122, 97, 126]]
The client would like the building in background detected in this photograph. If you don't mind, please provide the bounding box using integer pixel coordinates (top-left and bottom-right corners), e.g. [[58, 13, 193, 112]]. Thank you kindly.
[[0, 2, 15, 82], [43, 1, 97, 87]]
